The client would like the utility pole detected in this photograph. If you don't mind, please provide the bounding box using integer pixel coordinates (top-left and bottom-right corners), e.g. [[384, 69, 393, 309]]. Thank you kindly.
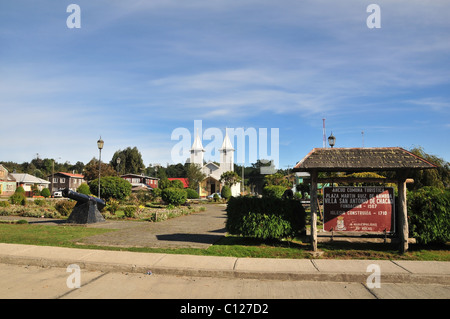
[[241, 164, 244, 194]]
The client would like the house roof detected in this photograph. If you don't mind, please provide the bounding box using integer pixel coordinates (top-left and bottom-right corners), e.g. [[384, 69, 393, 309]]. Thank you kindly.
[[53, 172, 84, 178], [293, 147, 438, 172], [10, 173, 50, 185], [0, 164, 9, 181], [168, 178, 189, 188], [121, 174, 159, 180], [204, 161, 220, 169]]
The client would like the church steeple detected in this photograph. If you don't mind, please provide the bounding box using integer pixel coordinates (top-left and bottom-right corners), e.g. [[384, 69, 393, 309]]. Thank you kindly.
[[219, 128, 234, 172], [190, 129, 204, 166]]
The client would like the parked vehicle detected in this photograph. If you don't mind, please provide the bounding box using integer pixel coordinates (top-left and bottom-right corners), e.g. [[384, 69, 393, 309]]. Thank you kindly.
[[53, 191, 63, 198]]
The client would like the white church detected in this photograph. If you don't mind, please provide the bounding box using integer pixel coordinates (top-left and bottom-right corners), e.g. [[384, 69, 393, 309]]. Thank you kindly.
[[189, 129, 241, 198]]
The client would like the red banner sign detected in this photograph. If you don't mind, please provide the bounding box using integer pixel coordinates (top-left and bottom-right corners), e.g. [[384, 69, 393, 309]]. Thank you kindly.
[[323, 187, 395, 233]]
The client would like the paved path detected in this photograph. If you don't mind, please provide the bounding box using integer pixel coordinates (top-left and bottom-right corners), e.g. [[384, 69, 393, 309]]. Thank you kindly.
[[77, 204, 227, 249], [0, 204, 227, 249]]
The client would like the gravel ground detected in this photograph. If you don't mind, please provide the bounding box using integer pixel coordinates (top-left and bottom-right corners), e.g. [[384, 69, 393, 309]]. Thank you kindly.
[[0, 204, 228, 249]]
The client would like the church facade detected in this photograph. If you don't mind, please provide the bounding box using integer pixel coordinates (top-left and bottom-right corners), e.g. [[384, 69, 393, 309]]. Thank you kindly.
[[190, 129, 241, 198]]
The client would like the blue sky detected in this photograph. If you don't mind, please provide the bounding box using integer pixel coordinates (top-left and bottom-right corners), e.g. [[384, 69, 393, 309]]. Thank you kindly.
[[1, 0, 449, 169]]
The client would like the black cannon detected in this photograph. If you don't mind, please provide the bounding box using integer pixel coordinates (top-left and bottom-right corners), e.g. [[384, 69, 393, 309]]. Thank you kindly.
[[62, 188, 106, 224]]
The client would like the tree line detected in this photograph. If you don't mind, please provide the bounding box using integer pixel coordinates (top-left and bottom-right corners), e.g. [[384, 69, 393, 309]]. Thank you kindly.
[[1, 146, 448, 192]]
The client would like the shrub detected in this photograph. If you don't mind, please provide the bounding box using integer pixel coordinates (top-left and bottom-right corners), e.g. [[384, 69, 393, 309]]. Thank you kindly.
[[135, 189, 153, 204], [152, 188, 162, 198], [185, 188, 199, 199], [41, 188, 51, 198], [89, 176, 132, 201], [0, 201, 10, 208], [9, 192, 26, 206], [34, 199, 46, 206], [123, 205, 136, 218], [408, 187, 450, 244], [106, 199, 120, 215], [169, 180, 185, 189], [161, 187, 187, 206], [15, 186, 25, 194], [213, 193, 220, 202], [226, 196, 306, 239], [55, 200, 76, 216], [221, 185, 232, 200], [262, 185, 286, 199], [77, 183, 91, 195]]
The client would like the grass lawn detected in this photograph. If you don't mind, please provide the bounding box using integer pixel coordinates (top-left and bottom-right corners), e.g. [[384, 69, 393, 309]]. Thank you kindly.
[[0, 223, 114, 248], [0, 223, 448, 260]]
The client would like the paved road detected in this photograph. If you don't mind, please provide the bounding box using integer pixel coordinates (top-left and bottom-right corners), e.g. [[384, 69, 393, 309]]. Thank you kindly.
[[1, 263, 449, 300]]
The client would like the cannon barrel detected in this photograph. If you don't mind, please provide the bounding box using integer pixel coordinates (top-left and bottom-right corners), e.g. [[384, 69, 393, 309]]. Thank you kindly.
[[62, 188, 106, 210]]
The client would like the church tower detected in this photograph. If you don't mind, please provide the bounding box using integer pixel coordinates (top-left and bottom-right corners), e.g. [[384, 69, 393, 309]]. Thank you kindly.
[[190, 129, 205, 166], [219, 128, 234, 173]]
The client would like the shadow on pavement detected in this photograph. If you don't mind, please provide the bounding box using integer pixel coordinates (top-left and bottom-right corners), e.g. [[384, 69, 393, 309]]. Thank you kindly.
[[156, 233, 225, 245]]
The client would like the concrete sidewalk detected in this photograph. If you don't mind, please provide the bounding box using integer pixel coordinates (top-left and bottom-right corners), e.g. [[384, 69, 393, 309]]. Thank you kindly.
[[0, 243, 449, 285]]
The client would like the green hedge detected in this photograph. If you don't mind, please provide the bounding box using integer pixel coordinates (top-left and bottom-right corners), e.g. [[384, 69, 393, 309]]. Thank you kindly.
[[161, 187, 187, 206], [408, 186, 450, 244], [221, 185, 232, 200], [226, 196, 306, 239], [89, 176, 132, 201], [9, 192, 26, 205], [41, 188, 51, 198], [262, 185, 286, 199], [185, 188, 199, 199], [55, 200, 76, 216]]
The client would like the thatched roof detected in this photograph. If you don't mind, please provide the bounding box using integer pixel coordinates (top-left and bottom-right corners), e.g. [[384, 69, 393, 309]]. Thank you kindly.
[[293, 147, 437, 172]]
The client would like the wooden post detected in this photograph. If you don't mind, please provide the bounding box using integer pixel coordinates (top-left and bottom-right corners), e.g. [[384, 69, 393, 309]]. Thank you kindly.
[[397, 169, 410, 253], [310, 170, 318, 252]]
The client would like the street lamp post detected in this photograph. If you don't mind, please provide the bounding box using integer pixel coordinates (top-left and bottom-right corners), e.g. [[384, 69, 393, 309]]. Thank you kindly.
[[116, 157, 121, 176], [328, 132, 336, 148], [97, 137, 104, 198]]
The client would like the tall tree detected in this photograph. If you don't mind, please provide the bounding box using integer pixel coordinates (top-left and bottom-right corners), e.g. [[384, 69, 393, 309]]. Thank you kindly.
[[186, 164, 206, 190], [83, 158, 117, 181], [111, 147, 145, 175], [166, 163, 187, 178], [220, 171, 241, 187], [408, 147, 450, 190]]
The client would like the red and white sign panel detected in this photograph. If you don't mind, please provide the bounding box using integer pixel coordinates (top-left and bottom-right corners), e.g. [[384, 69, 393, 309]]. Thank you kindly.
[[323, 187, 395, 233]]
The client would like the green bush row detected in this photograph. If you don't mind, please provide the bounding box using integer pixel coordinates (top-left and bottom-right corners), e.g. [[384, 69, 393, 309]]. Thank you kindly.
[[161, 187, 188, 206], [89, 176, 132, 201], [262, 185, 287, 198], [226, 196, 306, 239], [408, 186, 450, 244]]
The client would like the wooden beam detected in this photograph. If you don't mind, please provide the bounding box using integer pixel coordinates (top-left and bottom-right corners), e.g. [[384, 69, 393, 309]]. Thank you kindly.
[[317, 177, 414, 184], [397, 169, 410, 253], [310, 170, 318, 252]]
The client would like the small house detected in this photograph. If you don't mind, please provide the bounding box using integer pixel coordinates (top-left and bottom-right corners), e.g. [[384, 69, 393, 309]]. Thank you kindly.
[[49, 172, 86, 193], [10, 173, 51, 197], [0, 164, 16, 197], [120, 174, 159, 191]]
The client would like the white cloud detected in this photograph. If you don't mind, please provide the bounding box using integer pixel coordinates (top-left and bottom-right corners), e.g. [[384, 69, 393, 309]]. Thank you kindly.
[[405, 98, 450, 112]]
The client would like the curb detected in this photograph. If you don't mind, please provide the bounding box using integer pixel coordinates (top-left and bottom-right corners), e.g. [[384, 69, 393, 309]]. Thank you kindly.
[[1, 253, 449, 285]]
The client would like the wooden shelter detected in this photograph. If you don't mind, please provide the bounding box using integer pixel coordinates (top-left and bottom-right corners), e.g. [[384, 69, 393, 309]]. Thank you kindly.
[[293, 147, 437, 253]]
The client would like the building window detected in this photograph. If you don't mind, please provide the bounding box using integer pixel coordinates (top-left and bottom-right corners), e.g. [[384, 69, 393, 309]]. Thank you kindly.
[[60, 178, 65, 183], [53, 178, 58, 183]]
